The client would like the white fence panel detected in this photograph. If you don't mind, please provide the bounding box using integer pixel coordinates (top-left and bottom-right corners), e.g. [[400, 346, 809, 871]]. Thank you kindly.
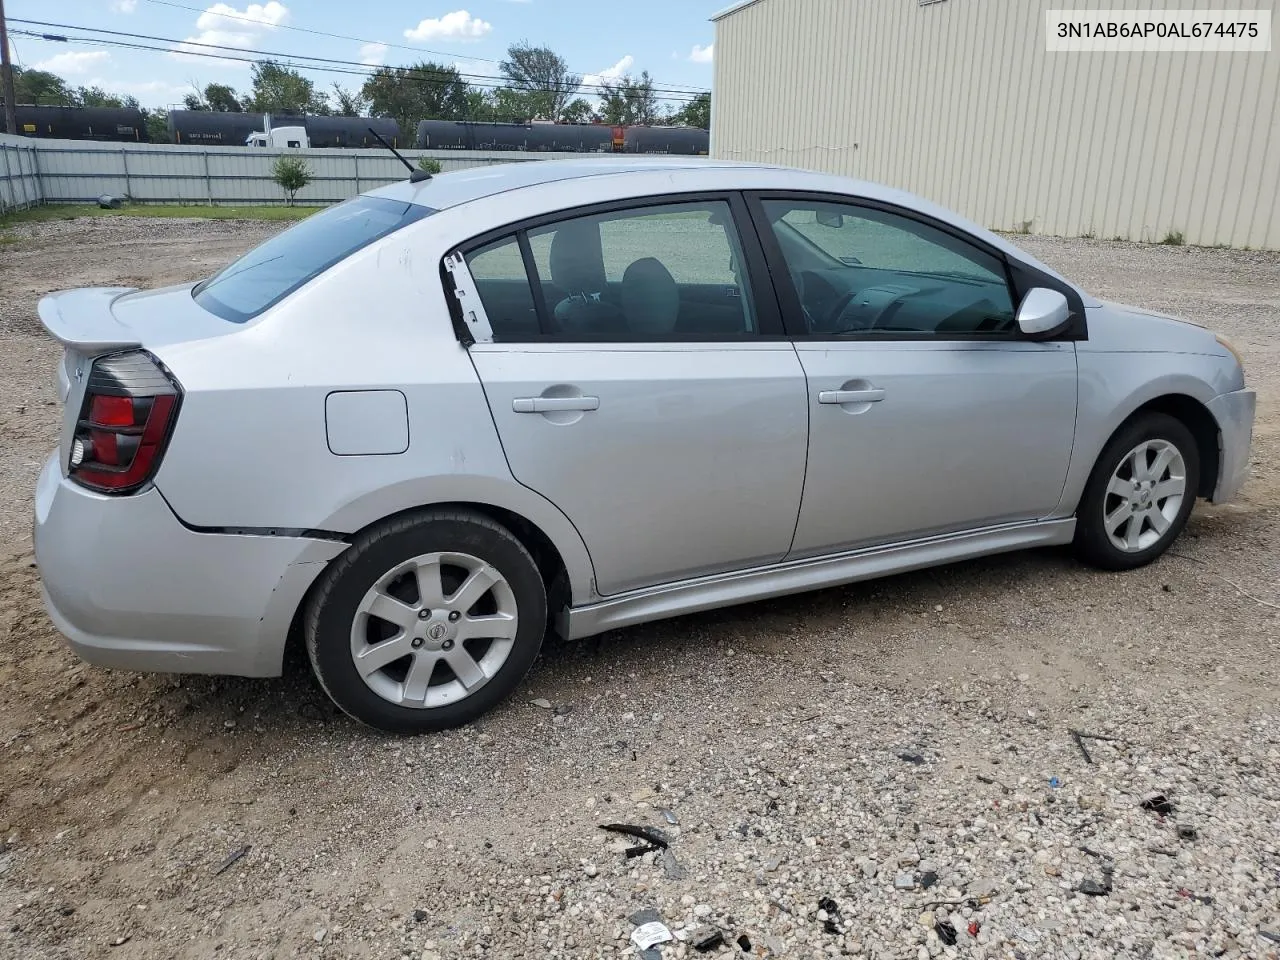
[[7, 139, 577, 207], [0, 134, 43, 214]]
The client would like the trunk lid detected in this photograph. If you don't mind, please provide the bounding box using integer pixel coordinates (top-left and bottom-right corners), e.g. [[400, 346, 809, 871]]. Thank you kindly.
[[39, 284, 237, 473]]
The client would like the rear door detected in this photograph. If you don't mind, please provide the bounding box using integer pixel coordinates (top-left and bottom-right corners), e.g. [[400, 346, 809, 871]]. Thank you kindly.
[[749, 194, 1079, 558], [458, 195, 809, 596]]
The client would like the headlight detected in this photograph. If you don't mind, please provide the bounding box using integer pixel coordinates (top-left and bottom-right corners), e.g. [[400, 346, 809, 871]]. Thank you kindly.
[[1216, 334, 1245, 373]]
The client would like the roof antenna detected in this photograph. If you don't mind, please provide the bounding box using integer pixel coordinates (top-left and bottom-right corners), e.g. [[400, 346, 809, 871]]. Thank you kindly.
[[368, 126, 432, 183]]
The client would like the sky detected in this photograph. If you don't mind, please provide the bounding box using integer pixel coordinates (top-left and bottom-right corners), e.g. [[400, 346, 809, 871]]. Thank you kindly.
[[5, 0, 723, 111]]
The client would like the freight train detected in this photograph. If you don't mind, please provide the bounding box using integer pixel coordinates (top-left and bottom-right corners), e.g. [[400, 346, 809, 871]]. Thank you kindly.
[[415, 119, 709, 155], [10, 106, 711, 156], [167, 111, 401, 148], [14, 106, 149, 142]]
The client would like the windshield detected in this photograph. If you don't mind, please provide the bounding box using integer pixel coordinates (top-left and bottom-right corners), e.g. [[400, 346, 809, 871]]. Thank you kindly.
[[194, 196, 433, 323]]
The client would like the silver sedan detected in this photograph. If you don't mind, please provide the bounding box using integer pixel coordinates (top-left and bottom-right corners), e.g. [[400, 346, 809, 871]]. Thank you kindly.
[[33, 158, 1255, 733]]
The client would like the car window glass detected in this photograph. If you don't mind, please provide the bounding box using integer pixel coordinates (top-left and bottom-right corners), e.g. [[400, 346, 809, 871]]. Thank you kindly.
[[465, 236, 541, 340], [762, 200, 1014, 337], [524, 200, 756, 339], [194, 196, 432, 323]]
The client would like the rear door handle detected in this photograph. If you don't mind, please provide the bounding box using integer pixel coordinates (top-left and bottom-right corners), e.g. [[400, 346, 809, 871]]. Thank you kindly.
[[513, 396, 601, 413], [818, 388, 885, 404]]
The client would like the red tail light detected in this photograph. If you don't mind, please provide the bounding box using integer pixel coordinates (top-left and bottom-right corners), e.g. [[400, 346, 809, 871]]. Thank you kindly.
[[69, 351, 181, 494]]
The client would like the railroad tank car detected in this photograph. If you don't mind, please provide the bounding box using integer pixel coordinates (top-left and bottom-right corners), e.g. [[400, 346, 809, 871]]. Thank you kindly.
[[415, 120, 615, 153], [14, 106, 148, 142], [296, 115, 402, 148], [622, 125, 709, 155]]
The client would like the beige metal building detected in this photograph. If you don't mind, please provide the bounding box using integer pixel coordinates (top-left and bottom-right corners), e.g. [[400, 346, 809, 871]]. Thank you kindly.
[[711, 0, 1279, 249]]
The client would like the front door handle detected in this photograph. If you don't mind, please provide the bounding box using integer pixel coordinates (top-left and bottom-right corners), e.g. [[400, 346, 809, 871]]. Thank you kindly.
[[513, 396, 601, 413], [818, 388, 885, 404]]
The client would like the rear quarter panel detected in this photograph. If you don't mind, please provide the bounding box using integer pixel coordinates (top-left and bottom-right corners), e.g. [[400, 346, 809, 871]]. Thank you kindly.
[[149, 212, 598, 603]]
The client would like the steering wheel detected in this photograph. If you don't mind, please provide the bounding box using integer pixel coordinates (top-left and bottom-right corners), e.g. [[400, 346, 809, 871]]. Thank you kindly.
[[822, 290, 904, 334]]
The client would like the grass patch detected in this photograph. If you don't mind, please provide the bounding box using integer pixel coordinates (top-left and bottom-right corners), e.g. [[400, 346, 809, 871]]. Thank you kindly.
[[0, 203, 317, 229], [1160, 229, 1185, 246]]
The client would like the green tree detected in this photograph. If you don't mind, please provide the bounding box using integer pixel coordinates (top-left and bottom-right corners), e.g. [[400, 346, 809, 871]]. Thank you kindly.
[[247, 61, 329, 114], [331, 83, 368, 117], [560, 98, 596, 124], [597, 72, 661, 125], [416, 156, 442, 174], [271, 155, 312, 205], [672, 91, 710, 129], [499, 42, 581, 121], [204, 83, 243, 112], [361, 61, 470, 137], [10, 66, 76, 106], [144, 109, 169, 143], [75, 86, 140, 110]]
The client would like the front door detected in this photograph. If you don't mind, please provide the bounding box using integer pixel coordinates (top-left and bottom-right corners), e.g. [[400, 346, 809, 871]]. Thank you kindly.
[[751, 195, 1079, 557], [460, 197, 809, 596]]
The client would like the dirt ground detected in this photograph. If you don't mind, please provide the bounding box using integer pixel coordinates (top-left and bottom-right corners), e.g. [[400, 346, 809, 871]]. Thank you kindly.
[[1, 218, 1278, 960]]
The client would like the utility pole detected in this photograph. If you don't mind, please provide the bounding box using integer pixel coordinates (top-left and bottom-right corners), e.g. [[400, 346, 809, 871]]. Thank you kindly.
[[0, 0, 18, 135]]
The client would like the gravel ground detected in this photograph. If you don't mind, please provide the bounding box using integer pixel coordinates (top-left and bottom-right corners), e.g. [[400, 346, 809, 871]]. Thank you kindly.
[[1, 217, 1278, 960]]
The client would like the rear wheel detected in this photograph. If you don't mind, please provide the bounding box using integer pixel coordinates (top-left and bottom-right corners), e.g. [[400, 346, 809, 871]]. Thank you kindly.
[[305, 509, 547, 734], [1074, 413, 1200, 570]]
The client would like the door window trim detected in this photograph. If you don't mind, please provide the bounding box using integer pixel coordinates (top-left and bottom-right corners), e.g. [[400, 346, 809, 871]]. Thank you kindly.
[[743, 191, 1088, 342], [446, 191, 788, 342]]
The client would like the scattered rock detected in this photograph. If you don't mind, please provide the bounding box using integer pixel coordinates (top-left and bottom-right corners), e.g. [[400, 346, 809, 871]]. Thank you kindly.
[[662, 849, 687, 880], [691, 926, 725, 952], [312, 928, 327, 943], [894, 872, 916, 890], [530, 698, 552, 709], [582, 862, 598, 878]]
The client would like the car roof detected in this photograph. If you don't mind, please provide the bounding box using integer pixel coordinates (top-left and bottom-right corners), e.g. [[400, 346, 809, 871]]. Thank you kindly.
[[366, 158, 1094, 304]]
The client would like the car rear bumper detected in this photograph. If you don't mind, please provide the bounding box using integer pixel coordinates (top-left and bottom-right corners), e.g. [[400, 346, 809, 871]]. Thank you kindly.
[[33, 452, 346, 677], [1207, 388, 1256, 504]]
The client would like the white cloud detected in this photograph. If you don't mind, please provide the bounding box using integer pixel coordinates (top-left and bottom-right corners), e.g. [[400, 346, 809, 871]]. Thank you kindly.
[[171, 2, 290, 68], [359, 42, 388, 65], [581, 54, 633, 91], [404, 10, 492, 43], [34, 51, 111, 75], [195, 1, 289, 30], [689, 43, 713, 63], [111, 0, 138, 12], [85, 77, 190, 106]]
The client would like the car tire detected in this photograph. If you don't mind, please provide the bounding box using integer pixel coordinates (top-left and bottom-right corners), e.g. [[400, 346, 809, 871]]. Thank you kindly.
[[1073, 412, 1200, 571], [305, 508, 547, 734]]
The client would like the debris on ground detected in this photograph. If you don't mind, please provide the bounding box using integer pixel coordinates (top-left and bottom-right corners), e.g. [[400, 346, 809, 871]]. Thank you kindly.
[[893, 872, 915, 890], [896, 751, 926, 764], [662, 849, 687, 880], [212, 845, 250, 876], [1141, 791, 1175, 815], [1177, 824, 1197, 841], [920, 870, 939, 889], [967, 920, 981, 937], [97, 195, 123, 210], [691, 926, 725, 952], [553, 703, 573, 716], [736, 934, 752, 951], [1258, 930, 1280, 945], [976, 774, 1011, 793], [1070, 729, 1094, 764], [816, 896, 844, 934], [1078, 862, 1115, 898], [530, 698, 552, 709], [934, 918, 958, 945], [661, 809, 680, 825], [412, 908, 428, 922], [628, 909, 663, 927], [1049, 776, 1062, 788], [600, 823, 670, 849], [630, 920, 674, 950], [108, 935, 131, 948], [1177, 888, 1213, 905]]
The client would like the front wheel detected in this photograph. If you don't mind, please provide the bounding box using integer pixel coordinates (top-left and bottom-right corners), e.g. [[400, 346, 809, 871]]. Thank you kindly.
[[1074, 413, 1200, 571], [305, 509, 547, 734]]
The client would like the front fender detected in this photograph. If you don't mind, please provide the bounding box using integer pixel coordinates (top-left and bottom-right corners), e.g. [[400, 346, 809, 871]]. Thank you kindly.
[[1055, 357, 1226, 516]]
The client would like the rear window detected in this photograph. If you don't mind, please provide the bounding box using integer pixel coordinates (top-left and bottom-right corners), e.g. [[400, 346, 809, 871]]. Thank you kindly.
[[193, 196, 433, 323]]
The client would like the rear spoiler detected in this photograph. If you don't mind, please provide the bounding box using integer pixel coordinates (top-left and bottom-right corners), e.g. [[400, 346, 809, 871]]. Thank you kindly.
[[38, 287, 142, 353]]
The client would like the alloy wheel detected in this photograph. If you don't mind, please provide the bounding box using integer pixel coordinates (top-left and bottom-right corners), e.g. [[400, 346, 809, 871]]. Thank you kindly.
[[349, 551, 519, 708], [1103, 439, 1187, 553]]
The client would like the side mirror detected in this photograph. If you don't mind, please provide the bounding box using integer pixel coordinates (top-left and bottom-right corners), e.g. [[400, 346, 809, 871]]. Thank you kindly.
[[1016, 287, 1070, 337], [815, 209, 844, 228]]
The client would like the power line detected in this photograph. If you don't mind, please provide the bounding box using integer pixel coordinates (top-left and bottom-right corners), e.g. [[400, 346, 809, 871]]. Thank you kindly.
[[12, 18, 711, 100], [9, 29, 708, 109], [134, 0, 713, 95]]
